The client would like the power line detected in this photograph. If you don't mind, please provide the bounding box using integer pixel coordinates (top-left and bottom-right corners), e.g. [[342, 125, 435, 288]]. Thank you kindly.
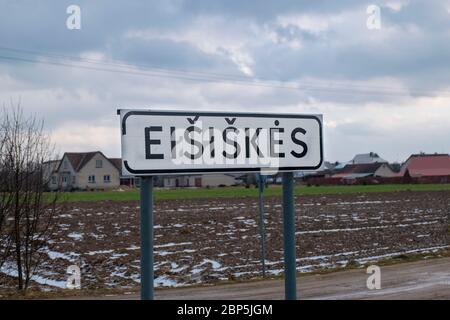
[[0, 46, 424, 95], [0, 46, 448, 98], [0, 46, 255, 83], [0, 46, 406, 93], [0, 45, 427, 95], [0, 54, 306, 90]]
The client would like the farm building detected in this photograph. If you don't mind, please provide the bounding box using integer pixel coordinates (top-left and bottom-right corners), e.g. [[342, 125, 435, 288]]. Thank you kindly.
[[43, 159, 61, 185], [162, 174, 241, 188], [349, 152, 388, 164], [332, 163, 398, 179], [401, 153, 450, 177], [294, 161, 338, 179]]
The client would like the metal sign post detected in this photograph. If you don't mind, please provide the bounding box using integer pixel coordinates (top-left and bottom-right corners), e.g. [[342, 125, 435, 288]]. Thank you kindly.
[[282, 172, 297, 300], [256, 173, 267, 277], [140, 176, 154, 300]]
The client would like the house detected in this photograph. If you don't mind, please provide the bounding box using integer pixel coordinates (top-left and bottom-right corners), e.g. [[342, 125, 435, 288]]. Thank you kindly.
[[49, 151, 121, 191], [107, 158, 142, 187], [332, 163, 397, 179], [401, 153, 450, 177], [163, 175, 198, 188], [349, 152, 388, 164], [43, 160, 61, 187]]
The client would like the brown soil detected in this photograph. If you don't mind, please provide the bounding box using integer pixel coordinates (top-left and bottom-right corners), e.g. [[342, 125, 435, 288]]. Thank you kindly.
[[1, 190, 448, 292]]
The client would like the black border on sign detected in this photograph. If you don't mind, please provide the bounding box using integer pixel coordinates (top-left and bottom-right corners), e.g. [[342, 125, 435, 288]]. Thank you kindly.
[[119, 109, 323, 175]]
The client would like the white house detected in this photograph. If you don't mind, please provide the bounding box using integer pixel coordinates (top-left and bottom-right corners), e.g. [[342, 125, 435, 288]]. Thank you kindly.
[[49, 151, 121, 191]]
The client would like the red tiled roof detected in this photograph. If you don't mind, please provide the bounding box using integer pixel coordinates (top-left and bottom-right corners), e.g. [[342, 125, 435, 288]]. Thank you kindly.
[[403, 154, 450, 177]]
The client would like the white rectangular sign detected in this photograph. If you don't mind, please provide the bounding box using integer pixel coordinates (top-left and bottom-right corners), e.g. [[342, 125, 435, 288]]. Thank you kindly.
[[119, 109, 323, 175]]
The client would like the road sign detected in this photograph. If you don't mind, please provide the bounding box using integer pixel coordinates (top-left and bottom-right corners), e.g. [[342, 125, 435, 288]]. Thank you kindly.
[[118, 109, 323, 175], [118, 109, 323, 301]]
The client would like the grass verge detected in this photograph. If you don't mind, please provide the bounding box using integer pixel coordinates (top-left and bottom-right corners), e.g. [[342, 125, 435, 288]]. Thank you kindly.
[[49, 183, 450, 203]]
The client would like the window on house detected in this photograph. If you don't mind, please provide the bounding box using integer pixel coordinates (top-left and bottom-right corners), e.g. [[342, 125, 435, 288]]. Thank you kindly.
[[96, 160, 103, 168], [103, 175, 110, 183], [51, 176, 57, 184], [88, 175, 96, 183], [63, 160, 68, 170], [62, 176, 67, 183]]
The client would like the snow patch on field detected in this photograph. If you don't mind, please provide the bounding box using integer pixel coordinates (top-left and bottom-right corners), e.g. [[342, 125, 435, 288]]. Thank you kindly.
[[67, 232, 83, 240], [296, 220, 440, 235], [154, 242, 192, 248], [154, 275, 181, 287], [86, 249, 114, 256], [46, 248, 79, 261], [0, 262, 67, 289]]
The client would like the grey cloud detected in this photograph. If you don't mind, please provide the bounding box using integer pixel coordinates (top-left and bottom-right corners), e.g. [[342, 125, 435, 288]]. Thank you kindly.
[[1, 0, 450, 162], [109, 37, 235, 72], [179, 0, 366, 21]]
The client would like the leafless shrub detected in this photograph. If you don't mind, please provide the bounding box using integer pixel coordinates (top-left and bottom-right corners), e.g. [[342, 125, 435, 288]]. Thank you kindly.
[[0, 105, 62, 291]]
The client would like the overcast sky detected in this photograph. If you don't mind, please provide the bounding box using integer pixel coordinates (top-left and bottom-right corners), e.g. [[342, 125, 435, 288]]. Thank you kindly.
[[1, 0, 450, 163]]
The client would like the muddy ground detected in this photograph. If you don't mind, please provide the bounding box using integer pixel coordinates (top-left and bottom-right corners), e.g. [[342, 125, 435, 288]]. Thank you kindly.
[[68, 257, 450, 300], [1, 190, 449, 291]]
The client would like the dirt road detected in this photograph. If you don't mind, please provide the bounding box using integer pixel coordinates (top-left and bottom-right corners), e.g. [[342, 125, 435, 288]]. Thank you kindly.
[[81, 257, 450, 300]]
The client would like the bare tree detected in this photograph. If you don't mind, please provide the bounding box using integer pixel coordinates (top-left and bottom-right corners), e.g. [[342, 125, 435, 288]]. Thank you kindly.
[[0, 119, 14, 270], [0, 105, 61, 291]]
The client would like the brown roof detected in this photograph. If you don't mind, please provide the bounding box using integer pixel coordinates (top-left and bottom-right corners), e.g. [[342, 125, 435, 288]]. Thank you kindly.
[[402, 154, 450, 177], [109, 158, 122, 172], [63, 152, 98, 172], [58, 151, 120, 173]]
